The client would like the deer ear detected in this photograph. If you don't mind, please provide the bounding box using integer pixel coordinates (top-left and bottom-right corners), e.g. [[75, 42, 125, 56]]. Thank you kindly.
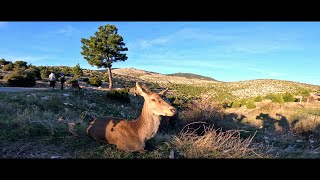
[[136, 82, 147, 96], [158, 88, 169, 96], [129, 87, 137, 96], [141, 84, 151, 93]]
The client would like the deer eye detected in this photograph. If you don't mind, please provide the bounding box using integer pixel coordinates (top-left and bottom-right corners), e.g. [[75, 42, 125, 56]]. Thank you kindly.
[[151, 99, 156, 102]]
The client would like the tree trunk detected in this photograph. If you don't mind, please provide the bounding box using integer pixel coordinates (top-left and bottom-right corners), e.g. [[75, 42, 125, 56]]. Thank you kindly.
[[107, 67, 113, 89]]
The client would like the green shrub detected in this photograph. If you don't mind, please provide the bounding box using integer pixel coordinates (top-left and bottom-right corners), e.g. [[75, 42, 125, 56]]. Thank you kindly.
[[283, 92, 295, 102], [246, 100, 256, 109], [72, 63, 83, 77], [266, 93, 284, 103], [102, 74, 109, 82], [82, 77, 89, 82], [66, 78, 79, 85], [172, 97, 189, 109], [106, 89, 130, 103], [3, 63, 14, 71], [0, 59, 11, 66], [231, 101, 241, 108], [40, 69, 50, 79], [29, 67, 42, 80], [169, 84, 210, 97], [254, 96, 263, 102], [13, 61, 28, 69], [240, 99, 247, 107], [61, 66, 71, 74], [3, 69, 36, 87], [88, 77, 102, 87]]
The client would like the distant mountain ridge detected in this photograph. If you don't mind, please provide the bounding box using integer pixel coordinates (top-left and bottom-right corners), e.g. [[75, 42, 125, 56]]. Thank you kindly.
[[167, 72, 218, 81]]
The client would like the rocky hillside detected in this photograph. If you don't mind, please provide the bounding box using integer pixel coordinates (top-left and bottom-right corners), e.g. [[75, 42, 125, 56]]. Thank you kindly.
[[109, 68, 320, 100], [111, 68, 218, 85], [166, 73, 218, 81]]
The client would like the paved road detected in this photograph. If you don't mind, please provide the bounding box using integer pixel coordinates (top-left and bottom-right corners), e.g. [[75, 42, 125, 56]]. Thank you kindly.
[[0, 87, 49, 92]]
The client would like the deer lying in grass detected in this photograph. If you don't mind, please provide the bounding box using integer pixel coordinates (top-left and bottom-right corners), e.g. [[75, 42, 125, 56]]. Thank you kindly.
[[86, 82, 177, 152]]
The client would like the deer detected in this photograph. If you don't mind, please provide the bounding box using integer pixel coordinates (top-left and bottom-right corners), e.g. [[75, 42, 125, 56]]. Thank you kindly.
[[86, 82, 177, 152]]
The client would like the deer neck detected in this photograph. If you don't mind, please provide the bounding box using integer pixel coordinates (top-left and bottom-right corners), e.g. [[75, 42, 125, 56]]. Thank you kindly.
[[135, 103, 161, 141]]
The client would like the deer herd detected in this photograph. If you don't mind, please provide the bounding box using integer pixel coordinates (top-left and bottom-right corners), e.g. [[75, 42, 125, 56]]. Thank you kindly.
[[86, 82, 177, 152]]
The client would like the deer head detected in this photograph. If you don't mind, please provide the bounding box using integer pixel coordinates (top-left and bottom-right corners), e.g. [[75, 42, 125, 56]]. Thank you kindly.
[[135, 82, 176, 116]]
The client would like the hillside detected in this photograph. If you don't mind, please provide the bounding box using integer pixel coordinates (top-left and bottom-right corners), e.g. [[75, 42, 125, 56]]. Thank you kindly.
[[108, 68, 320, 100], [167, 73, 218, 81], [111, 68, 218, 85], [2, 67, 320, 101], [1, 66, 320, 159]]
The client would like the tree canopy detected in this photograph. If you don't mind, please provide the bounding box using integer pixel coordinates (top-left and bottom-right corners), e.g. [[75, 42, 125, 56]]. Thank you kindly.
[[81, 24, 128, 89]]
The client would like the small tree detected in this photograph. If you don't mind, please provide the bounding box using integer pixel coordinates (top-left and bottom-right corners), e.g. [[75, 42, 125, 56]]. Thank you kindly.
[[283, 92, 295, 102], [72, 63, 83, 77], [246, 100, 256, 109], [40, 69, 51, 79], [61, 66, 71, 75], [254, 95, 263, 102], [13, 60, 28, 69], [231, 101, 241, 108], [88, 77, 102, 87], [29, 67, 42, 80], [81, 24, 128, 89], [0, 58, 11, 66], [3, 63, 14, 71]]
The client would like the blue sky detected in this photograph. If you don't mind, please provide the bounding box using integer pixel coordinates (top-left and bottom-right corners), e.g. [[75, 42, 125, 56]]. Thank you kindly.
[[0, 22, 319, 85]]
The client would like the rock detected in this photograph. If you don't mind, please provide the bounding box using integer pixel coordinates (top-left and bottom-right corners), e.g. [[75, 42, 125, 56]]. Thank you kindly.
[[41, 96, 48, 100], [296, 140, 303, 143], [169, 150, 175, 159], [57, 117, 64, 122], [63, 94, 69, 97], [63, 103, 73, 106], [50, 156, 62, 159]]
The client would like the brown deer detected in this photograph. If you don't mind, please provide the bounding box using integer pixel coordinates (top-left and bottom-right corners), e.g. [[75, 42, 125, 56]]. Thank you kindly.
[[86, 82, 177, 152]]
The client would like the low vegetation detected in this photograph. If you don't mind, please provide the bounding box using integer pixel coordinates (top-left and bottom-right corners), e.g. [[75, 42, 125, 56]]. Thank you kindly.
[[1, 63, 320, 158], [3, 68, 36, 87]]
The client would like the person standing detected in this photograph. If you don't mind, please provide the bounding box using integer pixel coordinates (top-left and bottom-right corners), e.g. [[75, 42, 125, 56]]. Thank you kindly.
[[48, 72, 56, 89], [60, 75, 66, 90]]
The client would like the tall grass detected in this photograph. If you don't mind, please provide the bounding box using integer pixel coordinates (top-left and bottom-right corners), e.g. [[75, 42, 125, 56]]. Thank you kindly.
[[171, 126, 266, 158]]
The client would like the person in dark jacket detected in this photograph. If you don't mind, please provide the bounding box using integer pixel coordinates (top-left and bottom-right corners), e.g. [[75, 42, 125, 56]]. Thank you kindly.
[[60, 75, 66, 90]]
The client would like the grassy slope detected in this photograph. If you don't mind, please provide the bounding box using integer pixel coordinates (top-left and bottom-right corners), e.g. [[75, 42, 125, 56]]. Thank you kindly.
[[1, 67, 320, 158]]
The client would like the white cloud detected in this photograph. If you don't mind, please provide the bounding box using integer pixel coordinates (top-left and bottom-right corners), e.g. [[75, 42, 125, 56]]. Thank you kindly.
[[135, 27, 240, 50], [56, 25, 77, 34], [3, 55, 54, 63], [138, 37, 170, 49], [135, 26, 302, 54]]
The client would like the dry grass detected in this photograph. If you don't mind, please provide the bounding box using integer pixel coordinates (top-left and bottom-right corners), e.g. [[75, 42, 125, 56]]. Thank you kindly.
[[292, 113, 320, 136], [177, 99, 225, 134], [171, 125, 267, 158]]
